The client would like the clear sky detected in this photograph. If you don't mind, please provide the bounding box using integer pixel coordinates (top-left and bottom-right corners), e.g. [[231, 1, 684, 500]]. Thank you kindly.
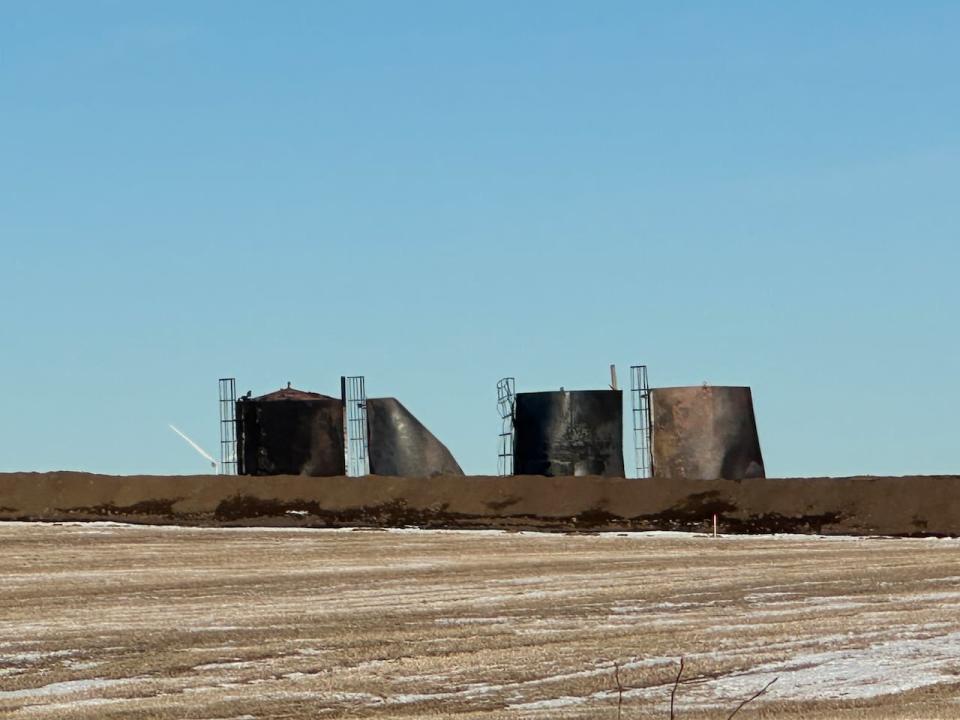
[[2, 2, 958, 477]]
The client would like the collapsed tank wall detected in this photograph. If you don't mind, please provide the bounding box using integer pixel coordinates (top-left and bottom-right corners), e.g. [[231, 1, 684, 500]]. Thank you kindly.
[[513, 390, 625, 477], [366, 397, 463, 477], [237, 398, 345, 476], [651, 385, 764, 480]]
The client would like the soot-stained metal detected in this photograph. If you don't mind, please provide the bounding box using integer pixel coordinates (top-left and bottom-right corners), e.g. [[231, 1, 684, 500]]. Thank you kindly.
[[513, 390, 625, 477], [236, 387, 346, 476], [651, 385, 765, 480], [366, 398, 464, 477], [235, 384, 464, 478]]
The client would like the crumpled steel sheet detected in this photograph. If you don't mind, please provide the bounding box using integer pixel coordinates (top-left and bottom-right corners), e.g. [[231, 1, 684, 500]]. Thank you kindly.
[[652, 386, 765, 480], [513, 390, 625, 477], [366, 398, 464, 477]]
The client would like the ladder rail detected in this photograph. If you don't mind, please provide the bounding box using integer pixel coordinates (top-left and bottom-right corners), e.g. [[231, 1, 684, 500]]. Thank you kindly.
[[342, 375, 370, 477], [497, 377, 516, 476], [218, 378, 238, 476], [630, 366, 653, 478]]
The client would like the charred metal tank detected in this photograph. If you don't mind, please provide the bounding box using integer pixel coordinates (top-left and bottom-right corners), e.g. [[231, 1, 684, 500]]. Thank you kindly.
[[651, 385, 764, 480], [236, 386, 345, 476], [513, 390, 625, 477], [366, 398, 463, 476]]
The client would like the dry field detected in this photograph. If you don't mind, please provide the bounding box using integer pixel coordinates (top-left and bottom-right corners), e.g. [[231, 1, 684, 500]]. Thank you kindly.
[[2, 523, 960, 719]]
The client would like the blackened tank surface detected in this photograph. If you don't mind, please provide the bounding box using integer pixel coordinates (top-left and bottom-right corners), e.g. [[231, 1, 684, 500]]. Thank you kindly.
[[366, 398, 463, 476], [513, 390, 625, 477], [651, 386, 765, 480], [237, 387, 345, 476]]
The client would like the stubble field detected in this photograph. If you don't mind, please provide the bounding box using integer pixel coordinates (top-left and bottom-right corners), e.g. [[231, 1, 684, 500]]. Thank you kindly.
[[2, 522, 960, 718]]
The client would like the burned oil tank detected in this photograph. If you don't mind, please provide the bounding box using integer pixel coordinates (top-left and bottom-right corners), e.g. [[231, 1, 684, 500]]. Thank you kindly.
[[651, 385, 764, 480], [513, 390, 625, 477], [366, 398, 463, 476], [236, 386, 345, 476]]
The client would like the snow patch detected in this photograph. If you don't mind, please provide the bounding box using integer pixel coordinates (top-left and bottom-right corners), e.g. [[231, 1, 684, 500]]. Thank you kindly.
[[0, 677, 138, 700]]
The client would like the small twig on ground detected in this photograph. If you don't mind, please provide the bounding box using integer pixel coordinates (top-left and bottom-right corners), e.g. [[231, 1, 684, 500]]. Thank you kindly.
[[726, 677, 779, 720], [613, 661, 624, 720], [670, 657, 685, 720]]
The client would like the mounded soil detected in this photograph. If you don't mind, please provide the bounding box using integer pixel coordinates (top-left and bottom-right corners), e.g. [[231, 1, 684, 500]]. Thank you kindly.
[[2, 472, 960, 536]]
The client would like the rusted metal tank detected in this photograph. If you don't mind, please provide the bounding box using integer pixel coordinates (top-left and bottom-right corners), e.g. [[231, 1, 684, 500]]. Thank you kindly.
[[236, 387, 345, 476], [366, 398, 463, 476], [651, 385, 764, 480], [513, 390, 625, 477]]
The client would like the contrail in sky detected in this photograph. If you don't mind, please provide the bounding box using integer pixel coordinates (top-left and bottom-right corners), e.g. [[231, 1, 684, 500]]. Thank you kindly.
[[168, 424, 217, 468]]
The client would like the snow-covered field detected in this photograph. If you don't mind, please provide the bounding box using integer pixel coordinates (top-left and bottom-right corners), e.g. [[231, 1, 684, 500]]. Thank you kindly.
[[1, 522, 959, 718]]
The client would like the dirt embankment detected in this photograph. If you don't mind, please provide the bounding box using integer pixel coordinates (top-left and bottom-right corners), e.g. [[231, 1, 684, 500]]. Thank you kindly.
[[1, 472, 959, 536]]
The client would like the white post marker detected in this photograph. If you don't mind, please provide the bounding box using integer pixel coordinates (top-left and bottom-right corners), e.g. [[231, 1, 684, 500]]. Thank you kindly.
[[713, 513, 718, 538]]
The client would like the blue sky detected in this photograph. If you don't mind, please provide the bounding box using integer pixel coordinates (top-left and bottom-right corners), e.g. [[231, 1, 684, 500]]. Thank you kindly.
[[2, 2, 958, 477]]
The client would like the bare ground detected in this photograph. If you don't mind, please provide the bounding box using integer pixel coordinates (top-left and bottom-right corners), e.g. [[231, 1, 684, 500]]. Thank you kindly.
[[2, 523, 960, 719]]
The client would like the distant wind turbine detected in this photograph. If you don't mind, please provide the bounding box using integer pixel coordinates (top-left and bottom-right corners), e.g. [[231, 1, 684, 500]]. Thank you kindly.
[[168, 424, 218, 472]]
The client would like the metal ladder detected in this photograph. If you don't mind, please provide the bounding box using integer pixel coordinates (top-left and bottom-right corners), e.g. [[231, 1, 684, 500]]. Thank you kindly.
[[630, 366, 653, 478], [497, 377, 516, 476], [218, 378, 238, 475], [341, 376, 370, 477]]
